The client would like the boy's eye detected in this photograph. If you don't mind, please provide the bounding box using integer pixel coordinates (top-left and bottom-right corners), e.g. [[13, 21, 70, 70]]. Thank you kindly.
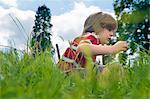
[[108, 29, 112, 31]]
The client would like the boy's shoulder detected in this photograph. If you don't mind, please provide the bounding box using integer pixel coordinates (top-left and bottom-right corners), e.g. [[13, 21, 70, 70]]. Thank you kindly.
[[83, 33, 98, 40], [75, 33, 98, 40], [73, 33, 100, 45]]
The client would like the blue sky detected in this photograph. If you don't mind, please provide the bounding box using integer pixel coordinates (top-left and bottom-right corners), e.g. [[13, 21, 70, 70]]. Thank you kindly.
[[0, 0, 114, 15], [0, 0, 115, 60]]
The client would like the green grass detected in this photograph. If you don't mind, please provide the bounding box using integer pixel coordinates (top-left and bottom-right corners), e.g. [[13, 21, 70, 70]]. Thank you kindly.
[[0, 50, 150, 99]]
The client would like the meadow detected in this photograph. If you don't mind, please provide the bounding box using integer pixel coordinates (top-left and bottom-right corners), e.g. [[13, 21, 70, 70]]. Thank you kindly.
[[0, 49, 150, 99]]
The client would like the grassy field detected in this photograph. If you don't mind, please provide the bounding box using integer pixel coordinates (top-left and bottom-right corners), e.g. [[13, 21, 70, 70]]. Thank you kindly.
[[0, 50, 150, 99]]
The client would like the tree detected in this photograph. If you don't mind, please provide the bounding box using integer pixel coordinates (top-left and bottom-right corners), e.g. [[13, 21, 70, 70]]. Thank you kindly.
[[30, 5, 54, 56], [113, 0, 150, 65]]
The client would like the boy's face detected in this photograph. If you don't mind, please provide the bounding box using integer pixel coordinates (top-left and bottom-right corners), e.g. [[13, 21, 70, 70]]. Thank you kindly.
[[98, 28, 114, 44]]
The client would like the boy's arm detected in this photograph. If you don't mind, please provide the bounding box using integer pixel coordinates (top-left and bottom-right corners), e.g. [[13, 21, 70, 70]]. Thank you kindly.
[[77, 41, 128, 56]]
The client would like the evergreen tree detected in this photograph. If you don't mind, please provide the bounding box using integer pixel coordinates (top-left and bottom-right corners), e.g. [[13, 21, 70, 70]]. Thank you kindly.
[[113, 0, 150, 64], [30, 5, 54, 56]]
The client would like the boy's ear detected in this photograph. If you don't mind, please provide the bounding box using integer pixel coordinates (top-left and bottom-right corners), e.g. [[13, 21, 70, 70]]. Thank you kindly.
[[100, 23, 105, 28]]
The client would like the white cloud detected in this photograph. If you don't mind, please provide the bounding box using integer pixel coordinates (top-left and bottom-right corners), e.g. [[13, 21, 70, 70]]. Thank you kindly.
[[52, 2, 100, 40], [0, 6, 35, 50], [0, 0, 18, 7]]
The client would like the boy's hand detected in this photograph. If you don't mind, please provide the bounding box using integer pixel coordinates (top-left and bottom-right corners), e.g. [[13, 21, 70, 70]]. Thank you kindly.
[[112, 41, 128, 53]]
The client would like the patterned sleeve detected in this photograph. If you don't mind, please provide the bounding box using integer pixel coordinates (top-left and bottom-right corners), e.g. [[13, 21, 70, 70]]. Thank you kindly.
[[79, 34, 100, 45]]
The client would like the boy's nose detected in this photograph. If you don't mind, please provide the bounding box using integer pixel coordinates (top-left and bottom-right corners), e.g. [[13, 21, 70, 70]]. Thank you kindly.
[[110, 32, 114, 37]]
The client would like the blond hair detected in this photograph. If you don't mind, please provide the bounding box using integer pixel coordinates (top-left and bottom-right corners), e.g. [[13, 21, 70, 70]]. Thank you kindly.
[[82, 12, 117, 35]]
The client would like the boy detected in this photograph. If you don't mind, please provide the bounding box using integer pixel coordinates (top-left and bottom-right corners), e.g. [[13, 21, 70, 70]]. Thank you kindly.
[[57, 12, 128, 73]]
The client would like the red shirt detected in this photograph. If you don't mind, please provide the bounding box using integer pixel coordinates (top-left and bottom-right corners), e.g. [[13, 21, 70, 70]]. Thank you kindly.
[[61, 33, 100, 68]]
